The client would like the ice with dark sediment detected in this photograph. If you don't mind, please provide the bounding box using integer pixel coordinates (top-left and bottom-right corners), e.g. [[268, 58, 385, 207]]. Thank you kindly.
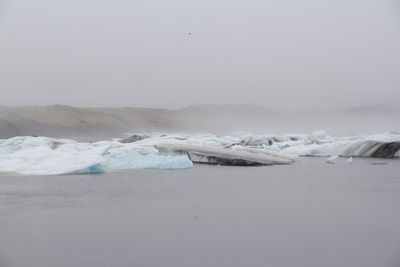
[[281, 132, 400, 158], [155, 144, 296, 166]]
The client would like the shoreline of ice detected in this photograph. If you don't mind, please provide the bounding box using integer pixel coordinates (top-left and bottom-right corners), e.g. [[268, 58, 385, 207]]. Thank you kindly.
[[0, 130, 399, 175]]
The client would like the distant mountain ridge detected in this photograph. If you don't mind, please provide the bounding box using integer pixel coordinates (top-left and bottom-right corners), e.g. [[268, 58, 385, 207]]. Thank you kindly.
[[0, 104, 399, 139]]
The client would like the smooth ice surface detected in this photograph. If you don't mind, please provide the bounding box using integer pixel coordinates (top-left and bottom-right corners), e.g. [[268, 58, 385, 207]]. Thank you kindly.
[[1, 158, 400, 267], [156, 143, 296, 165], [103, 150, 193, 170]]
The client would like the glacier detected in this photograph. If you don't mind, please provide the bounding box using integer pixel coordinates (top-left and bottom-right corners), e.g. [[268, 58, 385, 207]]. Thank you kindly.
[[0, 131, 399, 175]]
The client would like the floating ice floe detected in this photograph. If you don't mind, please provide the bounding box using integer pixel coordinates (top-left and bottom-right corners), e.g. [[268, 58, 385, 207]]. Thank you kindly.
[[326, 155, 353, 164]]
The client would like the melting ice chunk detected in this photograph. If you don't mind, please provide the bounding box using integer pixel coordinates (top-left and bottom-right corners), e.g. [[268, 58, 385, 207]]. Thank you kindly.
[[326, 155, 352, 164], [326, 155, 340, 164]]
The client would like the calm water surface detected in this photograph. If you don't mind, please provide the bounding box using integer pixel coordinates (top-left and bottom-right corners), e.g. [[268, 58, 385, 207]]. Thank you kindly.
[[0, 158, 400, 267]]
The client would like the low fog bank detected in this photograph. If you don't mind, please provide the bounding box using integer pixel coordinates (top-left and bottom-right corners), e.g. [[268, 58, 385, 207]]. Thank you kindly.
[[0, 104, 399, 139]]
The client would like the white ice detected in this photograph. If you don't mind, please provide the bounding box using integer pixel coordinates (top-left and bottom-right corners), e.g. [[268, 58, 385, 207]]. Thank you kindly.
[[0, 136, 192, 175]]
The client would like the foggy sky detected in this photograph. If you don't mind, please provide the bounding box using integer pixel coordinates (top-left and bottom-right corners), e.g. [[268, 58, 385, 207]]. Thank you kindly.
[[0, 0, 399, 109]]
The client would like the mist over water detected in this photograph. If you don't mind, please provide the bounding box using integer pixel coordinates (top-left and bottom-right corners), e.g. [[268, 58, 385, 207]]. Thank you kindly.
[[0, 0, 400, 110], [0, 104, 399, 139]]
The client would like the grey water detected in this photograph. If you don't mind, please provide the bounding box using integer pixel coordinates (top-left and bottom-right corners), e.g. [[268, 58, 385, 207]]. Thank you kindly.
[[0, 158, 400, 267]]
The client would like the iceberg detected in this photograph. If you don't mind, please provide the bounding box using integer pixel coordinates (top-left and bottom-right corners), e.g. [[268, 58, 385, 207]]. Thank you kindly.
[[102, 143, 193, 170], [0, 136, 107, 175], [0, 136, 192, 175], [283, 133, 400, 158], [155, 144, 296, 166], [0, 131, 398, 175]]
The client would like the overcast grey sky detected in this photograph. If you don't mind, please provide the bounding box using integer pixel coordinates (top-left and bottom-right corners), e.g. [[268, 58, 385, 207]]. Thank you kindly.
[[0, 0, 399, 109]]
